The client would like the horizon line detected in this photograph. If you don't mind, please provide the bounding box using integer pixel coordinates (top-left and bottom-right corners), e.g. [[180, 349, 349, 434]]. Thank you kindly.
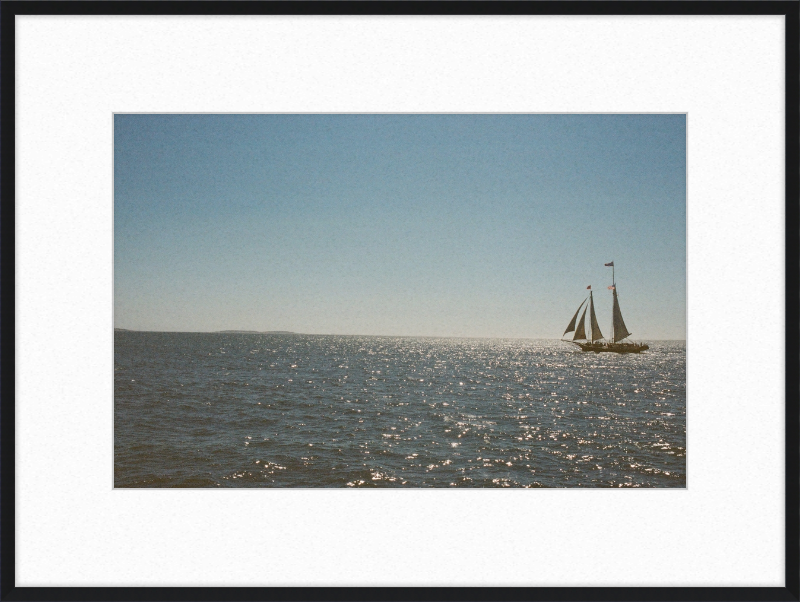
[[113, 328, 686, 341]]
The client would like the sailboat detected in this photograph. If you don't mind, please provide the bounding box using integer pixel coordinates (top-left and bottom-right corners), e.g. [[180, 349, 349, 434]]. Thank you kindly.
[[562, 264, 649, 353]]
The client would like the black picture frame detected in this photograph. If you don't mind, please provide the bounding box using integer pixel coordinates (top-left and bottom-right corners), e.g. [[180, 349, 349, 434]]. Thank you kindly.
[[1, 2, 797, 601]]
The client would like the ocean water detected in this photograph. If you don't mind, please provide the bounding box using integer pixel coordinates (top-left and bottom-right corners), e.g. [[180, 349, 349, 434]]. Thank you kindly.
[[114, 332, 686, 488]]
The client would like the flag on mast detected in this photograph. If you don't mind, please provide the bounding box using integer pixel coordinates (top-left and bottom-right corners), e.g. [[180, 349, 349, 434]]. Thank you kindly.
[[587, 285, 591, 289], [605, 261, 614, 267]]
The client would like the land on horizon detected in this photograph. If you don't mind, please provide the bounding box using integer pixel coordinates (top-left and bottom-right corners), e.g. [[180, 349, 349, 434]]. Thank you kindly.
[[113, 328, 685, 341], [114, 328, 297, 335]]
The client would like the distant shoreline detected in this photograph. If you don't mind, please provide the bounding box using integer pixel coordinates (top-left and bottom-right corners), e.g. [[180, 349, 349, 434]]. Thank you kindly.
[[113, 328, 686, 341], [114, 328, 297, 335], [217, 330, 296, 334]]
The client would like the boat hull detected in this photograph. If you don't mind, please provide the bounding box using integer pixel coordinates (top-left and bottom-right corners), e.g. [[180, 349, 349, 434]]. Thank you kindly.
[[573, 342, 649, 354]]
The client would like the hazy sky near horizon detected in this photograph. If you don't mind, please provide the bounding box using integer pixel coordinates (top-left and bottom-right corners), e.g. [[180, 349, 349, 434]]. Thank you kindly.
[[114, 114, 686, 339]]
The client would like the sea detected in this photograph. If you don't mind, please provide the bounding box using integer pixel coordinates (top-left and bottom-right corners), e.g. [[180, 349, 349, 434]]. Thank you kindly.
[[114, 332, 686, 488]]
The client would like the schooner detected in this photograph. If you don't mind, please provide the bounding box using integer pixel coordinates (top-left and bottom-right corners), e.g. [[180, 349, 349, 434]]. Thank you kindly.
[[562, 262, 649, 353]]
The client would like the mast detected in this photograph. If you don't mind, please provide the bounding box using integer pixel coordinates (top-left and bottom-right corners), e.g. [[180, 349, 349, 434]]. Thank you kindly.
[[611, 282, 614, 344], [589, 291, 593, 341], [605, 261, 616, 342]]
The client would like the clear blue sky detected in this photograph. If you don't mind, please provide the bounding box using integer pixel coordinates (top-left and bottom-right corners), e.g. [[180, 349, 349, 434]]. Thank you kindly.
[[114, 114, 685, 339]]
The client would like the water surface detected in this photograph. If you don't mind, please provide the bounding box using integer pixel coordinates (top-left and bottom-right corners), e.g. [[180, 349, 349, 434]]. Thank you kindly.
[[115, 333, 686, 487]]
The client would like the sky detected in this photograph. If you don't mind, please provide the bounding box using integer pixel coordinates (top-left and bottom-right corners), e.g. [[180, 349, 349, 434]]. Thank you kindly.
[[114, 114, 686, 339]]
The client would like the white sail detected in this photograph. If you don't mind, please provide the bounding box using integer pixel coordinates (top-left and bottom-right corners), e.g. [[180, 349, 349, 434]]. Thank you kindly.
[[612, 289, 631, 342], [573, 307, 588, 340], [589, 293, 604, 342], [563, 298, 587, 336]]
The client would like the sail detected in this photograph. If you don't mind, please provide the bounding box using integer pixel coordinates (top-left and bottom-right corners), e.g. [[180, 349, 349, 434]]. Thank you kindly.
[[563, 298, 587, 336], [612, 288, 631, 342], [589, 293, 604, 342], [573, 307, 588, 340]]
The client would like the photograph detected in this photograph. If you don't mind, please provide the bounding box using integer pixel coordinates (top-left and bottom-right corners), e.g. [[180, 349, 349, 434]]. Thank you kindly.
[[114, 113, 687, 488]]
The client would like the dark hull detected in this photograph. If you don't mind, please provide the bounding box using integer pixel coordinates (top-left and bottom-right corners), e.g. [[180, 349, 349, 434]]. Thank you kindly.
[[573, 342, 649, 354]]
